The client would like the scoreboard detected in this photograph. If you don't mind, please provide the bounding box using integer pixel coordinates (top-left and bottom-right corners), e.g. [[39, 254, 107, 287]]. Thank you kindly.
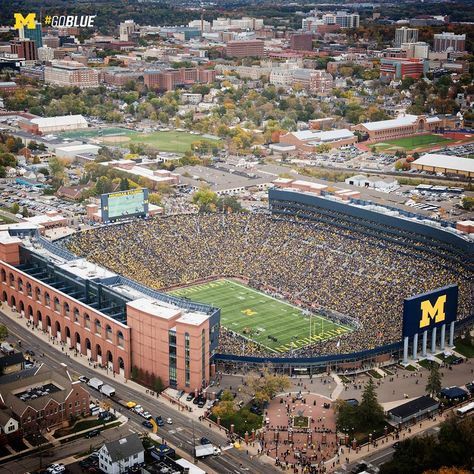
[[100, 188, 149, 223]]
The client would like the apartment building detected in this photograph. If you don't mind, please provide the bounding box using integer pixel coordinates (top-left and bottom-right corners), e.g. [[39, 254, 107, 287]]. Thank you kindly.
[[44, 60, 99, 88]]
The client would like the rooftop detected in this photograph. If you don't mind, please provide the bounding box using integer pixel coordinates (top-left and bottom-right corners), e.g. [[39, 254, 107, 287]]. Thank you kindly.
[[127, 298, 183, 320], [359, 114, 440, 131], [388, 396, 438, 418], [414, 153, 474, 173], [30, 115, 88, 127]]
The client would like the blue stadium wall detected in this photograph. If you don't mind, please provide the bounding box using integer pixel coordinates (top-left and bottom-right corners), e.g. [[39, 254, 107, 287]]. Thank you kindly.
[[213, 188, 473, 369]]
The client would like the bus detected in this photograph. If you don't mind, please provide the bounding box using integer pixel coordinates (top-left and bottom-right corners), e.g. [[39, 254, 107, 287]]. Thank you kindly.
[[456, 401, 474, 418]]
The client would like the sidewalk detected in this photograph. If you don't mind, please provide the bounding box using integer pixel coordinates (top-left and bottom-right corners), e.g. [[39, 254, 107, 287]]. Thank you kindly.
[[328, 412, 447, 472]]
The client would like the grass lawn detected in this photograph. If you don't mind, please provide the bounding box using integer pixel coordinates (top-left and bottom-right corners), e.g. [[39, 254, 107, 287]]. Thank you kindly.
[[403, 364, 418, 371], [418, 359, 439, 370], [209, 406, 262, 437], [53, 418, 109, 438], [454, 338, 474, 358], [373, 134, 453, 153], [0, 215, 16, 224], [61, 127, 220, 153], [169, 279, 352, 353], [367, 369, 382, 379], [293, 416, 310, 428], [127, 131, 219, 154], [339, 375, 351, 383], [380, 367, 394, 376]]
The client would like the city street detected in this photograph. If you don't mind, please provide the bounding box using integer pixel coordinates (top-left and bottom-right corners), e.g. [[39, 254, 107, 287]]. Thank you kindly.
[[0, 311, 277, 474]]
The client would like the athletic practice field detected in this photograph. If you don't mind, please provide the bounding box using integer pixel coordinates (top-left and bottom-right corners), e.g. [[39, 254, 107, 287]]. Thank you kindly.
[[169, 279, 351, 353], [60, 128, 220, 153], [372, 134, 453, 153]]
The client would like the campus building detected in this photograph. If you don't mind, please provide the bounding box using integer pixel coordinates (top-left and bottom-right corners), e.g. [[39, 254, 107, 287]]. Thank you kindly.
[[278, 128, 356, 151], [225, 40, 264, 58], [380, 57, 426, 82], [412, 153, 474, 179], [19, 114, 88, 135], [44, 60, 99, 88], [144, 68, 216, 91], [394, 27, 418, 47], [0, 232, 220, 391], [10, 39, 38, 61], [352, 114, 441, 142], [18, 21, 43, 48], [290, 34, 313, 51], [433, 32, 466, 52]]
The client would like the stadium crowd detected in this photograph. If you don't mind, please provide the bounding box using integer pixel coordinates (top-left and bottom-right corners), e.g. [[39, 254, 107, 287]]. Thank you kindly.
[[66, 213, 473, 357]]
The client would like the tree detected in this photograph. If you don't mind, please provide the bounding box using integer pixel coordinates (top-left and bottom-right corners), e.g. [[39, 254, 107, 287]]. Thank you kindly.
[[11, 202, 19, 215], [244, 369, 291, 406], [221, 390, 234, 402], [192, 187, 217, 212], [0, 324, 8, 340], [426, 363, 442, 398], [461, 197, 474, 211], [48, 156, 65, 178], [152, 375, 165, 393], [131, 366, 139, 381], [358, 378, 385, 431], [212, 400, 236, 418], [21, 206, 29, 218]]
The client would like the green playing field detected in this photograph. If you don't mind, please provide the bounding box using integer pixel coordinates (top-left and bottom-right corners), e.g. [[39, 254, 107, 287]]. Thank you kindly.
[[373, 134, 453, 152], [169, 279, 351, 353]]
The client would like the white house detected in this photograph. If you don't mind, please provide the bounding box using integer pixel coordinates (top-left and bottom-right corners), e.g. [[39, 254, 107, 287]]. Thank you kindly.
[[0, 409, 19, 436], [98, 433, 144, 474]]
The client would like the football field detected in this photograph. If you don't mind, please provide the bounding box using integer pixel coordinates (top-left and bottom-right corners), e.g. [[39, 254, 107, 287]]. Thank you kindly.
[[169, 279, 351, 353]]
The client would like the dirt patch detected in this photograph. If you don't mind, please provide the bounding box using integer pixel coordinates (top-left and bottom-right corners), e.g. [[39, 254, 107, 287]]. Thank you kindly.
[[99, 135, 131, 143]]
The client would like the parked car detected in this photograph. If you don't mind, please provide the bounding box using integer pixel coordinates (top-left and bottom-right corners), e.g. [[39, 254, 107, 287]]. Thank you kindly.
[[85, 429, 100, 438], [186, 393, 195, 401]]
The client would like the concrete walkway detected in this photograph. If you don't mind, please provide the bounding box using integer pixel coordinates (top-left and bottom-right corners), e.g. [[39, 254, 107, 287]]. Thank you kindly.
[[330, 373, 345, 400]]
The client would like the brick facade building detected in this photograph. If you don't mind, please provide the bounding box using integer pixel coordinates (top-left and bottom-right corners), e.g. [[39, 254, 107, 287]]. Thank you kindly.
[[225, 40, 264, 58], [144, 68, 216, 91], [353, 114, 441, 142], [0, 232, 219, 392], [0, 364, 90, 434]]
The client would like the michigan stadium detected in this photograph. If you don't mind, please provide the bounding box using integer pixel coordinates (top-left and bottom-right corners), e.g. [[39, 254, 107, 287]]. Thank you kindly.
[[64, 186, 474, 368]]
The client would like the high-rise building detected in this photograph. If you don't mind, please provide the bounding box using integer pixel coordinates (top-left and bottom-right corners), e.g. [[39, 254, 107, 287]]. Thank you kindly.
[[119, 20, 136, 42], [323, 12, 359, 29], [402, 42, 429, 59], [290, 33, 313, 51], [225, 40, 264, 58], [10, 39, 38, 61], [394, 27, 418, 47], [44, 60, 99, 88], [433, 32, 466, 52], [43, 35, 60, 49], [19, 21, 43, 48]]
